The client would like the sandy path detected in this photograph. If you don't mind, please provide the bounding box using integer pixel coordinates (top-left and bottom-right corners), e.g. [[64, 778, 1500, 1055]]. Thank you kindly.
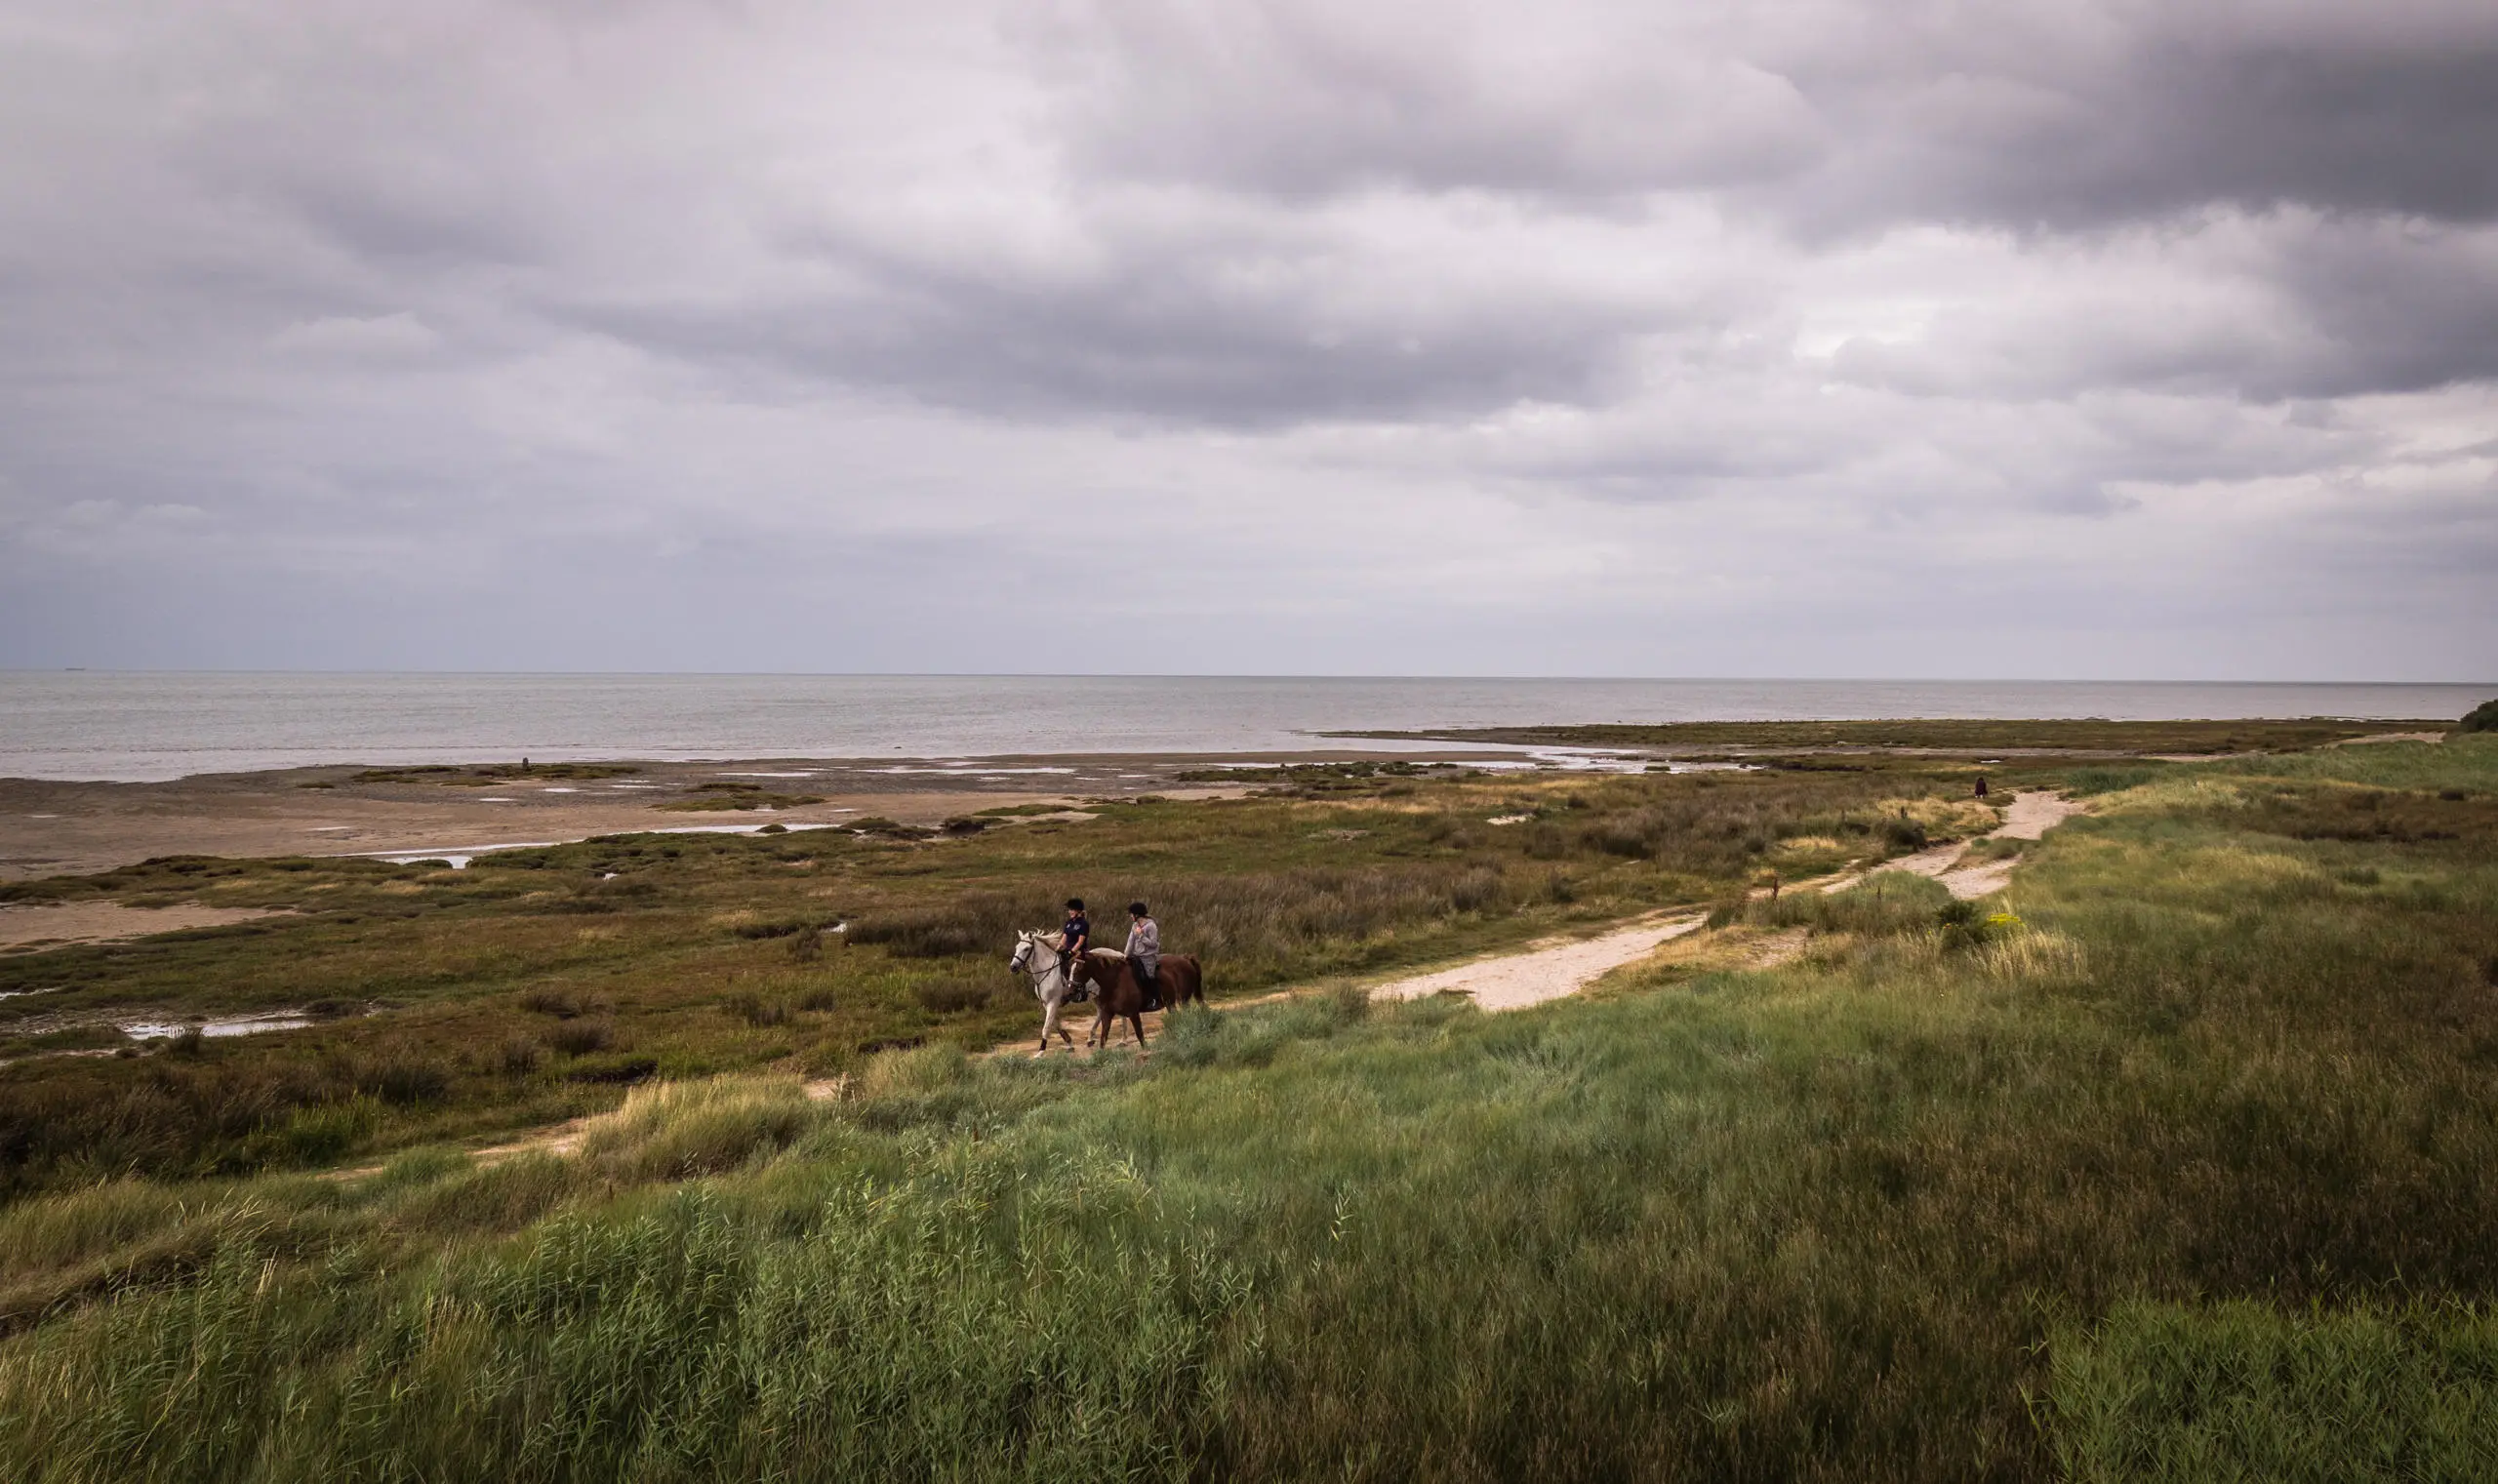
[[1992, 789, 2086, 840], [1822, 789, 2084, 900], [0, 901, 285, 950], [1369, 913, 1707, 1011]]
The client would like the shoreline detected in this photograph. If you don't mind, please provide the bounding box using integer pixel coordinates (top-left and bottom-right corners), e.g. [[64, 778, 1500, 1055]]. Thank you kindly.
[[0, 748, 1537, 880]]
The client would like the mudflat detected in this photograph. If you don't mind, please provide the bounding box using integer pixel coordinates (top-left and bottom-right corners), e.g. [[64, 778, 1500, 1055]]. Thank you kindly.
[[0, 750, 1509, 879]]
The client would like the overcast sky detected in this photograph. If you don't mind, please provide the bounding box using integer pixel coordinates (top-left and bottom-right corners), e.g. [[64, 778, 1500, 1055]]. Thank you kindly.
[[2, 1, 2492, 679]]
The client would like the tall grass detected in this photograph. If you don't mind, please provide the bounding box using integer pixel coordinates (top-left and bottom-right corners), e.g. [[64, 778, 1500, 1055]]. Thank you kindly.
[[2052, 1300, 2498, 1483], [2, 741, 2492, 1478]]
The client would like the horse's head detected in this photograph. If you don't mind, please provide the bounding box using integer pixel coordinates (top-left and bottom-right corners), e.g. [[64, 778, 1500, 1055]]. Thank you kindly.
[[1009, 931, 1035, 976]]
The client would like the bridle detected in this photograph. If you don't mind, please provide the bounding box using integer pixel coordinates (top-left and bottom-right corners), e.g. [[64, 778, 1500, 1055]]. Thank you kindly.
[[1013, 933, 1071, 996]]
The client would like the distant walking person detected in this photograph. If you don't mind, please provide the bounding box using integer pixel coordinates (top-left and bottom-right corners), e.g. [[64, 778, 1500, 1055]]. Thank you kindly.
[[1974, 774, 1989, 800], [1126, 902, 1161, 1011]]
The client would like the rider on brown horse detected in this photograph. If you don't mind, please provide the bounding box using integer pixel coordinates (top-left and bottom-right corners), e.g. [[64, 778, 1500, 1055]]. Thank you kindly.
[[1125, 902, 1161, 1011]]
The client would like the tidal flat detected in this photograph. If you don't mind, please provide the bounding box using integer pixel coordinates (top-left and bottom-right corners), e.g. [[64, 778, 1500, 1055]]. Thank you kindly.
[[0, 725, 2491, 1480]]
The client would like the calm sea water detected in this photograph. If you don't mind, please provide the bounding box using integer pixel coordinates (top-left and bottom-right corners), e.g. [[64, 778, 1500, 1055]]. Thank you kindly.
[[2, 673, 2486, 782]]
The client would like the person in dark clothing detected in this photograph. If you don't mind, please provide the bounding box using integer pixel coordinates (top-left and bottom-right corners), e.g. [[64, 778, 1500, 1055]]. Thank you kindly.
[[1061, 899, 1090, 960], [1125, 901, 1161, 1011]]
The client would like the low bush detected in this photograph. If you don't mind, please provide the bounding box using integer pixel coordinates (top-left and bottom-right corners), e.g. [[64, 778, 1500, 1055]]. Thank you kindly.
[[563, 1054, 659, 1085], [542, 1021, 614, 1057], [727, 993, 791, 1028]]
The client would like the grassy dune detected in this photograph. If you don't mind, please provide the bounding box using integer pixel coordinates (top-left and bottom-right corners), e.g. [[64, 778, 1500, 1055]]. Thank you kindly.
[[0, 737, 2494, 1478]]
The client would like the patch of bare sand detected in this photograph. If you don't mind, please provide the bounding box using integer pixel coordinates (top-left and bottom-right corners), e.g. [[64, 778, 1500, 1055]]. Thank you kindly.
[[1369, 913, 1707, 1012], [0, 901, 285, 951], [1992, 789, 2087, 840]]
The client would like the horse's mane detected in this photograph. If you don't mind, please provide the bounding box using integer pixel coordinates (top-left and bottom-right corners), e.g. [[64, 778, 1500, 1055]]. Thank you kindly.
[[1085, 946, 1127, 962]]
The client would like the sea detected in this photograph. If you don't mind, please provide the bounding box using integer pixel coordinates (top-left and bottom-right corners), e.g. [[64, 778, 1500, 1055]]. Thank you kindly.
[[2, 673, 2487, 782]]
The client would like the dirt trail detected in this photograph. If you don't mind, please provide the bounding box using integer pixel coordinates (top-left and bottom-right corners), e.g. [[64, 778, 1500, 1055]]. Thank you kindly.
[[1823, 789, 2084, 900], [362, 795, 2087, 1170], [1367, 913, 1708, 1011]]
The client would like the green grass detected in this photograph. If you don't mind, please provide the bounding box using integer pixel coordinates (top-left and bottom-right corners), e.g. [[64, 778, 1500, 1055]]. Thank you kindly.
[[0, 736, 2492, 1479], [2051, 1300, 2498, 1482], [0, 761, 2000, 1192]]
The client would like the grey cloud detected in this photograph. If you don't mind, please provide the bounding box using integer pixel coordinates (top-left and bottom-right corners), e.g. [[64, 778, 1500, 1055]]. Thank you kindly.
[[1044, 3, 2498, 228], [0, 0, 2492, 679]]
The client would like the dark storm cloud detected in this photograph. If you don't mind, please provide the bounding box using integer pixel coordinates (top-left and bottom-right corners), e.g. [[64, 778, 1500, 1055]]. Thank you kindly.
[[1769, 9, 2498, 234]]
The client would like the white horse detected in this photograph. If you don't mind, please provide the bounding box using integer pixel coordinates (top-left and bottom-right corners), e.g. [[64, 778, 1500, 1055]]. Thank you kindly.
[[1009, 929, 1084, 1058]]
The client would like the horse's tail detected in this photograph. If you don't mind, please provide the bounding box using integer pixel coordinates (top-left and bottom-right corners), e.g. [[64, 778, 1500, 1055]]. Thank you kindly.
[[1164, 955, 1205, 1006]]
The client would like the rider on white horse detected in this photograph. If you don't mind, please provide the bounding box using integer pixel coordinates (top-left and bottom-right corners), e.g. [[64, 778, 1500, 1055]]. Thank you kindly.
[[1010, 927, 1085, 1057]]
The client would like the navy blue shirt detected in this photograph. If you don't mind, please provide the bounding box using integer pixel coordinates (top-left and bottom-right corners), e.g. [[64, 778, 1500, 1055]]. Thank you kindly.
[[1063, 913, 1089, 953]]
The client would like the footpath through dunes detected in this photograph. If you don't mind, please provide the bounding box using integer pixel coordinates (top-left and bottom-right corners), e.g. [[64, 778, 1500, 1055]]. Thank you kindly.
[[1820, 787, 2085, 901], [1356, 789, 2083, 1015], [1365, 912, 1706, 1011]]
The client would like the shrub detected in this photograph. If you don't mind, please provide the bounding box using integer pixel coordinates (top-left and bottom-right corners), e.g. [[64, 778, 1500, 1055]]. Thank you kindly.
[[564, 1054, 659, 1084], [498, 1037, 543, 1076], [358, 1056, 451, 1106], [1936, 901, 2023, 952], [543, 1021, 615, 1057], [728, 993, 791, 1028], [2457, 698, 2498, 734], [272, 1097, 384, 1164]]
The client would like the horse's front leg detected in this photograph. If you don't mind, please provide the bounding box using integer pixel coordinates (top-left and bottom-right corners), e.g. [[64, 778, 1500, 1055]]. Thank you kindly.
[[1035, 997, 1058, 1058], [1129, 1013, 1149, 1054]]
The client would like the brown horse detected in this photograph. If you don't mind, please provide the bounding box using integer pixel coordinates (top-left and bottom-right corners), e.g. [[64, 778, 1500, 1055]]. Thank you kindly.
[[1072, 949, 1203, 1052]]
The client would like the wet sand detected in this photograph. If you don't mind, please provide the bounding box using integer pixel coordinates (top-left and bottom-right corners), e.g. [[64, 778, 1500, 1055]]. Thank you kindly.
[[0, 749, 1521, 880], [0, 901, 289, 951]]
